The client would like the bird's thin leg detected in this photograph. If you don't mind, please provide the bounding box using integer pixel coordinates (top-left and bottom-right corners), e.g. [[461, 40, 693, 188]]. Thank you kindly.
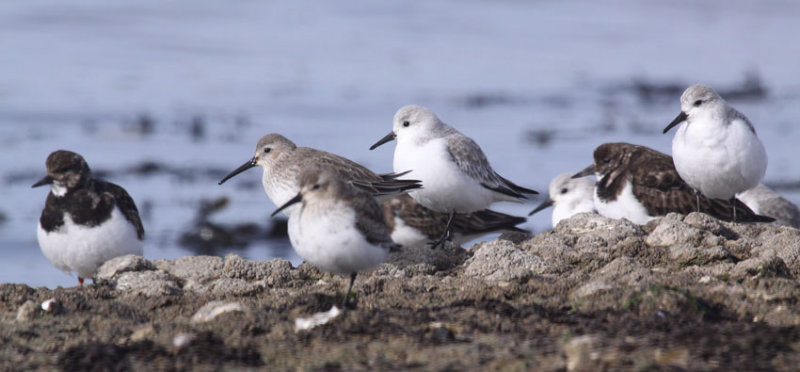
[[730, 197, 737, 222], [341, 272, 357, 310], [428, 211, 456, 250], [78, 277, 84, 287], [694, 190, 701, 212]]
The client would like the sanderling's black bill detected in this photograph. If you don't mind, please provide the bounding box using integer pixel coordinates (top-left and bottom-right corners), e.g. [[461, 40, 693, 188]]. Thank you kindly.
[[369, 132, 396, 150]]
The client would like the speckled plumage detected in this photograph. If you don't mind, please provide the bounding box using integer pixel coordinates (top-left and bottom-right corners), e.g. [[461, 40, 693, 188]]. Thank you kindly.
[[274, 168, 397, 309], [382, 194, 527, 248], [219, 133, 421, 215], [578, 143, 772, 224]]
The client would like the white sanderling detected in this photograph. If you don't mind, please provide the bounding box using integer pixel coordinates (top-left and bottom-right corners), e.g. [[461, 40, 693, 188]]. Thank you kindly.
[[370, 105, 537, 247], [737, 183, 800, 228], [272, 168, 399, 309], [219, 133, 420, 216], [663, 84, 768, 220], [381, 194, 528, 249], [529, 173, 596, 228], [32, 150, 144, 286], [572, 142, 773, 225]]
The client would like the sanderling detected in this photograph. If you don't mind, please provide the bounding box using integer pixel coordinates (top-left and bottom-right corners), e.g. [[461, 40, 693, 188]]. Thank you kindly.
[[32, 150, 144, 286], [663, 84, 768, 220], [572, 143, 773, 225], [529, 173, 596, 228], [737, 183, 800, 228], [219, 133, 421, 215], [382, 194, 528, 249], [272, 168, 398, 309], [370, 105, 536, 247]]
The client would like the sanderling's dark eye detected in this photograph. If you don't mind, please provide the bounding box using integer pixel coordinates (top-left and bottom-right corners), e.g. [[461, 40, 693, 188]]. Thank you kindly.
[[693, 99, 702, 107], [560, 188, 568, 194], [311, 184, 320, 190], [263, 147, 271, 153], [402, 121, 410, 127]]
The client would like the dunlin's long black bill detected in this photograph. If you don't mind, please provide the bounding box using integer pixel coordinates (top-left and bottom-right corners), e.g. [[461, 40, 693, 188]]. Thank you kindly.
[[528, 198, 554, 216], [31, 175, 53, 188], [663, 111, 688, 134], [571, 165, 596, 179], [369, 132, 396, 150], [271, 193, 302, 217], [218, 158, 257, 185]]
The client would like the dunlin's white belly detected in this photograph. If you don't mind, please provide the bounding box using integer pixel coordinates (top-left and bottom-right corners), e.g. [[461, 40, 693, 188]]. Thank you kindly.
[[289, 204, 386, 274]]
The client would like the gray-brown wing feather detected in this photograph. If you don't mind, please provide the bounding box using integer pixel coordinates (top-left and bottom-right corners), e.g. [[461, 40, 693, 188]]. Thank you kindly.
[[446, 135, 536, 198], [96, 180, 145, 239], [758, 196, 800, 228], [383, 195, 448, 239], [298, 148, 420, 196], [452, 209, 528, 235], [384, 195, 527, 239], [350, 193, 400, 250]]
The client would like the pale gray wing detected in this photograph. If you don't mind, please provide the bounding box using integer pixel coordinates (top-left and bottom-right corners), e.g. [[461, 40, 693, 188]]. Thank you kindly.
[[728, 107, 756, 134], [445, 135, 538, 198], [757, 194, 800, 228]]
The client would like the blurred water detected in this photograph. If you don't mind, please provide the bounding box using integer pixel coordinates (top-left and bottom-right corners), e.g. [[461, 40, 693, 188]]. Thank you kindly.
[[2, 0, 799, 288]]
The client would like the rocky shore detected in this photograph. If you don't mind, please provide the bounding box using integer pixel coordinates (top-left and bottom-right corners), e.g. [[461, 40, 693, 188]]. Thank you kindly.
[[2, 212, 800, 370]]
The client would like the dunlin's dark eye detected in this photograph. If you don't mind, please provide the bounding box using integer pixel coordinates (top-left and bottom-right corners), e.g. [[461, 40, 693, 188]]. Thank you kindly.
[[693, 99, 702, 107], [560, 188, 568, 194], [311, 184, 320, 190], [601, 158, 610, 164], [402, 121, 410, 127], [263, 147, 271, 153]]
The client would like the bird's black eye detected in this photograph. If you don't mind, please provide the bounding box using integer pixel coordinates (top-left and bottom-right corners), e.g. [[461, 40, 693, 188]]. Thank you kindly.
[[311, 184, 320, 190], [560, 188, 568, 194], [601, 158, 611, 164], [263, 147, 271, 153], [402, 121, 410, 127], [693, 99, 702, 107]]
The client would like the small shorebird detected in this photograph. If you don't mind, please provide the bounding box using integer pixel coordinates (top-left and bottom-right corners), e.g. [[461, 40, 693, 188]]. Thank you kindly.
[[663, 84, 768, 220], [219, 133, 421, 216], [33, 150, 144, 286], [529, 173, 596, 228], [572, 143, 772, 224], [272, 168, 398, 309], [370, 105, 536, 247]]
